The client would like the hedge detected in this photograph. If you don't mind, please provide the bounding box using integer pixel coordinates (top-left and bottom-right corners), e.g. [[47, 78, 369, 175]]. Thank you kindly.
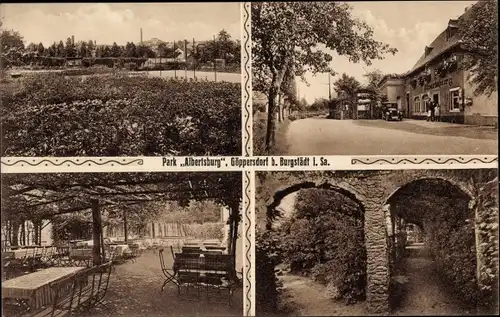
[[1, 73, 241, 156], [256, 230, 282, 314], [183, 222, 224, 240]]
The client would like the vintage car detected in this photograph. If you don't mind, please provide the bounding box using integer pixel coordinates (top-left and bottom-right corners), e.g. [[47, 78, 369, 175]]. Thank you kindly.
[[382, 107, 403, 121]]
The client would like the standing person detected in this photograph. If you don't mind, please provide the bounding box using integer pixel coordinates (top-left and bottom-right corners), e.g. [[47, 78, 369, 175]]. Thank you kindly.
[[430, 101, 436, 122], [435, 103, 441, 122], [426, 101, 431, 121]]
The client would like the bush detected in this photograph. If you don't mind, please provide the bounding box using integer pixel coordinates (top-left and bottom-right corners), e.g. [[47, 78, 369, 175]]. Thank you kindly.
[[256, 231, 281, 314], [1, 73, 241, 156], [253, 112, 291, 156], [183, 222, 224, 240], [276, 189, 366, 304], [424, 198, 481, 306]]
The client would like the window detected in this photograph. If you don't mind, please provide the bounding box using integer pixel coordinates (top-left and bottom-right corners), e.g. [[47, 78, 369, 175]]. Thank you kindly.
[[413, 96, 420, 113], [422, 94, 430, 112], [449, 88, 461, 111]]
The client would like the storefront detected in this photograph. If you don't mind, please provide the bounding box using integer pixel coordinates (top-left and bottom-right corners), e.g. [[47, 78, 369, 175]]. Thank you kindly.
[[405, 57, 466, 124], [381, 14, 497, 126]]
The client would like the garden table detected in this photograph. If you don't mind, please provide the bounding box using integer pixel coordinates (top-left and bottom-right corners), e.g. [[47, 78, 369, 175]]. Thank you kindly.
[[2, 267, 84, 309], [3, 247, 57, 259], [109, 244, 130, 256], [69, 248, 93, 258]]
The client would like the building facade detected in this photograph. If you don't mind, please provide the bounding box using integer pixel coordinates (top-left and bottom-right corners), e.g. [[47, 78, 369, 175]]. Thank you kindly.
[[379, 13, 497, 126]]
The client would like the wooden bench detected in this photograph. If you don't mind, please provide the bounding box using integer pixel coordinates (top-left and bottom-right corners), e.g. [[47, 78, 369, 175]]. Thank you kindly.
[[27, 272, 79, 317]]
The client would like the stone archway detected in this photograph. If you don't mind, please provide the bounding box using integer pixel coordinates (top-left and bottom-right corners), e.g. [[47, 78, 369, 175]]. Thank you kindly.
[[256, 170, 495, 315], [257, 171, 394, 314], [383, 177, 478, 313]]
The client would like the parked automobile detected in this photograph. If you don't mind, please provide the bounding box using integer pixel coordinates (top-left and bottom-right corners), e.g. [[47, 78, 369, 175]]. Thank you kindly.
[[382, 107, 403, 121]]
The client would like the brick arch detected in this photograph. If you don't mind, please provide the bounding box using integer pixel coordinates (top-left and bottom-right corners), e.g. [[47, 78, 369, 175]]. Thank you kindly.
[[256, 171, 390, 314], [265, 180, 367, 229], [384, 175, 474, 205]]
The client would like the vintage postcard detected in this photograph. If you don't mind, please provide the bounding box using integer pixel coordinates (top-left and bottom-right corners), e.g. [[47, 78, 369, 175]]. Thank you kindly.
[[0, 2, 498, 317]]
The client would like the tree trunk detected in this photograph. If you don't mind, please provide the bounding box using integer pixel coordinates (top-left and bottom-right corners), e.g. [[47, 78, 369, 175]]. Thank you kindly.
[[123, 210, 128, 242], [91, 199, 103, 266], [265, 89, 278, 154], [11, 221, 20, 247], [21, 221, 26, 246], [278, 93, 283, 122], [227, 215, 234, 255], [265, 65, 289, 154], [33, 219, 42, 245]]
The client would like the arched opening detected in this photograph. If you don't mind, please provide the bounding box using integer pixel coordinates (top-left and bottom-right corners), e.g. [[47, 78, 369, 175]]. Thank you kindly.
[[385, 177, 479, 314], [257, 182, 367, 315]]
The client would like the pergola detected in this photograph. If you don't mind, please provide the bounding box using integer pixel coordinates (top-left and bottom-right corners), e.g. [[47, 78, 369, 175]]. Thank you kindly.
[[1, 172, 242, 266]]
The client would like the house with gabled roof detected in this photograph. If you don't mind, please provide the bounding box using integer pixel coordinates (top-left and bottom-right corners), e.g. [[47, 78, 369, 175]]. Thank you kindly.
[[378, 3, 497, 126]]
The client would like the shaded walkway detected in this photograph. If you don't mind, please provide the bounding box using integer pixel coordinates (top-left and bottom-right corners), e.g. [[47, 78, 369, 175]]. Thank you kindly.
[[392, 244, 475, 316], [278, 273, 367, 316]]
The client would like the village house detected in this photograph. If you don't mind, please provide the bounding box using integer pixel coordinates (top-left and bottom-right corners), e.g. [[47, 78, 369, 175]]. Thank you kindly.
[[378, 5, 497, 126]]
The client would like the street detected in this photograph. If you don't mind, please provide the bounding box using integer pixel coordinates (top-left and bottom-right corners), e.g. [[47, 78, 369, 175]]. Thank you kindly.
[[285, 117, 497, 155]]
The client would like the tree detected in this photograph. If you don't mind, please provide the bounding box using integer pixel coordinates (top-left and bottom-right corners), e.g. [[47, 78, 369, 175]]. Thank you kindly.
[[47, 45, 55, 57], [101, 46, 111, 58], [110, 42, 121, 58], [363, 69, 384, 92], [252, 2, 397, 153], [362, 69, 385, 118], [55, 40, 64, 57], [37, 42, 45, 56], [26, 42, 37, 52], [79, 41, 88, 58], [0, 21, 25, 68], [458, 0, 498, 97], [334, 73, 361, 118], [65, 37, 76, 57]]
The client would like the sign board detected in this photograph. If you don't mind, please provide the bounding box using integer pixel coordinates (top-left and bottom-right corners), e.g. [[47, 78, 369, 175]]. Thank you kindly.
[[424, 78, 453, 90], [357, 105, 368, 111]]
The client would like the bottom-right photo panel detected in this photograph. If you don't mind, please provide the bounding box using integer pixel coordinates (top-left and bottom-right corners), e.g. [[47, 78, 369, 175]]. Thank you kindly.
[[255, 169, 499, 316]]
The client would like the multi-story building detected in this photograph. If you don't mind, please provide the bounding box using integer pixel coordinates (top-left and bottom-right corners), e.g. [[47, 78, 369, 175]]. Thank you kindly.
[[378, 5, 497, 126]]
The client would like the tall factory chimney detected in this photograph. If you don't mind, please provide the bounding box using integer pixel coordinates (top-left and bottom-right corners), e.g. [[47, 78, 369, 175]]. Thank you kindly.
[[140, 28, 143, 44], [72, 35, 75, 45]]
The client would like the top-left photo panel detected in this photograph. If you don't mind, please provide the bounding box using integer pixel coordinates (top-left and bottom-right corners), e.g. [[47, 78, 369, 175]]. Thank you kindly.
[[0, 2, 242, 157]]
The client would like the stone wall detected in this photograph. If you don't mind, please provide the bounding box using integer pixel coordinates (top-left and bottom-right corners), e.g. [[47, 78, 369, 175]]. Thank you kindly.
[[256, 169, 489, 315]]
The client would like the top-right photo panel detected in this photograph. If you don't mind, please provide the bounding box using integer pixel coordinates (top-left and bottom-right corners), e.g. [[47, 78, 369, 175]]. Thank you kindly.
[[252, 1, 497, 156]]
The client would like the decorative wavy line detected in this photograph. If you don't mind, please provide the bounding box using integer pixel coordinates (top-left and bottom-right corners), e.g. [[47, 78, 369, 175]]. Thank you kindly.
[[351, 157, 498, 165], [243, 5, 252, 315], [1, 159, 144, 167], [244, 170, 252, 316], [243, 2, 251, 158]]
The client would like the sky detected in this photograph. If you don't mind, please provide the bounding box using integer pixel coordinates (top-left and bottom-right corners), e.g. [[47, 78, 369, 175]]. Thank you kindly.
[[296, 1, 477, 104], [0, 3, 241, 46]]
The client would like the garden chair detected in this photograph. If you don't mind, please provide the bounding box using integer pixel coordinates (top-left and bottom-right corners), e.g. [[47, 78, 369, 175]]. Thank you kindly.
[[81, 261, 113, 310], [202, 254, 237, 306], [174, 254, 202, 301], [159, 248, 178, 292]]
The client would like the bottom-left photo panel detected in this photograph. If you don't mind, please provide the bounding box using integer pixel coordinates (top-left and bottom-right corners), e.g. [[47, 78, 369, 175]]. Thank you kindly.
[[1, 171, 244, 317]]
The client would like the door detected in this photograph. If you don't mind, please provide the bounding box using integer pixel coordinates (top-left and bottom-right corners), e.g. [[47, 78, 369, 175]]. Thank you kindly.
[[406, 93, 410, 117], [433, 93, 439, 105]]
